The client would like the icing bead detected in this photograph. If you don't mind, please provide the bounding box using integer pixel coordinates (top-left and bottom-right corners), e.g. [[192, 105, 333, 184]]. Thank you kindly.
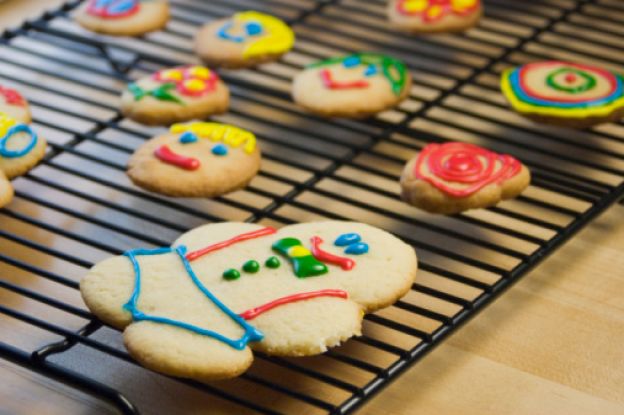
[[334, 233, 362, 247], [265, 256, 281, 268], [242, 260, 260, 274], [211, 143, 228, 156], [245, 21, 263, 36], [345, 242, 369, 255], [272, 237, 328, 278], [223, 268, 241, 280], [179, 131, 198, 144]]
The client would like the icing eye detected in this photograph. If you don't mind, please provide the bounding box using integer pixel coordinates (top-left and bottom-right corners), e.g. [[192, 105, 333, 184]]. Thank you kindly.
[[212, 143, 228, 156], [345, 242, 369, 255], [179, 131, 198, 144], [342, 56, 361, 68], [364, 64, 378, 77], [245, 21, 263, 36], [334, 233, 361, 246]]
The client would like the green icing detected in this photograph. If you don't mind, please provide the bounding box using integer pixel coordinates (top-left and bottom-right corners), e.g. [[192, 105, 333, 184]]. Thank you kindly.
[[128, 82, 184, 105], [223, 268, 241, 280], [265, 256, 281, 269], [546, 67, 596, 94], [272, 237, 328, 278], [242, 260, 260, 274]]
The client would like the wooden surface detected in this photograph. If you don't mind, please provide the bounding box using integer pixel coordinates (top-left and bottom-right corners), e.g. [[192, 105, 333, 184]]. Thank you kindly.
[[1, 1, 623, 415]]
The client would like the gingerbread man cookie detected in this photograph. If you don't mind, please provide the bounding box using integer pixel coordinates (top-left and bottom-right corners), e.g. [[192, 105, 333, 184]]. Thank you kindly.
[[76, 0, 169, 37], [292, 53, 412, 118], [127, 122, 261, 197], [80, 221, 417, 380], [194, 11, 295, 69], [388, 0, 482, 33], [501, 61, 624, 128], [121, 65, 229, 126], [400, 142, 530, 214]]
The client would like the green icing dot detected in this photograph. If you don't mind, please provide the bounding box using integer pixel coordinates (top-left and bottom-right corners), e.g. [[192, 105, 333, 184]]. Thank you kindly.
[[242, 260, 260, 274], [265, 256, 281, 269], [223, 268, 240, 280]]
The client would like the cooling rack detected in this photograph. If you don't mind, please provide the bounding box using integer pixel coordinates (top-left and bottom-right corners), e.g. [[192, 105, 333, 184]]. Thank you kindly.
[[1, 0, 623, 414]]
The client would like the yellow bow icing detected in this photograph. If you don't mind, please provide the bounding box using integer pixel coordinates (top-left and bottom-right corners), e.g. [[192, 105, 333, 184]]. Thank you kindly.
[[171, 122, 256, 154], [234, 11, 295, 59]]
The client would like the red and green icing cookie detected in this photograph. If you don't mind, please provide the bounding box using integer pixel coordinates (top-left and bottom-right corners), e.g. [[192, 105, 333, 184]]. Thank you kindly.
[[397, 0, 480, 22], [153, 65, 219, 97]]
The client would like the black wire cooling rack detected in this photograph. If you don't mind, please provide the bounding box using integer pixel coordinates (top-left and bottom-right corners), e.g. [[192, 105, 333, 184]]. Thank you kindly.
[[1, 0, 623, 414]]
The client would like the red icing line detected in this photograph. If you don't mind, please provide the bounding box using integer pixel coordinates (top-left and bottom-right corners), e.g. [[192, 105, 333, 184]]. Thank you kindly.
[[186, 227, 277, 262], [320, 69, 370, 90], [154, 145, 200, 171], [0, 86, 26, 107], [87, 0, 140, 18], [413, 142, 521, 198], [519, 61, 618, 104], [310, 236, 355, 271], [239, 289, 349, 320]]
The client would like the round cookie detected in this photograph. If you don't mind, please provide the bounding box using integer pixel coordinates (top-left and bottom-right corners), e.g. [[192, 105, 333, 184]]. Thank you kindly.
[[0, 112, 47, 208], [80, 221, 417, 380], [501, 61, 624, 128], [75, 0, 169, 37], [194, 11, 295, 69], [400, 142, 530, 214], [127, 122, 261, 197], [121, 65, 229, 126], [292, 53, 412, 118], [0, 85, 31, 124], [388, 0, 482, 33]]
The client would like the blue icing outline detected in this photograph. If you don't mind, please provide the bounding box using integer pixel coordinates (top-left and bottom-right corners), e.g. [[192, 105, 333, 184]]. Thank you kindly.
[[0, 124, 38, 158], [509, 67, 624, 108], [217, 21, 263, 43], [123, 246, 264, 350]]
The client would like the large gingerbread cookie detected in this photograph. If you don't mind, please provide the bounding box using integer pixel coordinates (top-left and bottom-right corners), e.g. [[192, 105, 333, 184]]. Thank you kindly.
[[80, 221, 417, 380]]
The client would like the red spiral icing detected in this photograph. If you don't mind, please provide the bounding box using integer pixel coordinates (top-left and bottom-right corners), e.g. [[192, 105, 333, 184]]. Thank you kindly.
[[320, 69, 370, 90], [413, 142, 521, 197], [154, 145, 200, 171], [0, 86, 26, 107]]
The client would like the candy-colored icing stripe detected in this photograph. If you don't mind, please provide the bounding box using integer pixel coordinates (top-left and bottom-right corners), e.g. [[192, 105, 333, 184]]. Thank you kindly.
[[186, 227, 277, 262], [272, 237, 329, 278], [319, 69, 370, 90], [310, 236, 355, 271], [239, 289, 348, 320], [87, 0, 140, 18], [154, 145, 200, 170], [396, 0, 480, 22], [123, 246, 264, 350], [171, 122, 256, 154]]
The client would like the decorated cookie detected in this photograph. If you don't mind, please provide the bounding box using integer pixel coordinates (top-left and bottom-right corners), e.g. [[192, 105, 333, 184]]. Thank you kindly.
[[0, 85, 30, 124], [400, 142, 530, 214], [80, 221, 417, 380], [127, 122, 260, 197], [121, 65, 229, 126], [388, 0, 482, 33], [76, 0, 169, 37], [194, 11, 295, 69], [0, 112, 47, 208], [501, 61, 624, 128], [292, 53, 412, 118]]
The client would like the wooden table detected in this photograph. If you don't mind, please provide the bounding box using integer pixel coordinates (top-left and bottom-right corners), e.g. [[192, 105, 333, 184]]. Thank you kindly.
[[1, 1, 623, 414]]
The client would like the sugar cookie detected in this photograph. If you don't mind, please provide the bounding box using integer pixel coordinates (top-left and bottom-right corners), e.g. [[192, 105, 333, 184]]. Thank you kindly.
[[400, 142, 530, 214], [80, 221, 417, 380], [0, 85, 30, 124], [292, 53, 412, 118], [388, 0, 482, 33], [194, 11, 295, 69], [76, 0, 169, 37]]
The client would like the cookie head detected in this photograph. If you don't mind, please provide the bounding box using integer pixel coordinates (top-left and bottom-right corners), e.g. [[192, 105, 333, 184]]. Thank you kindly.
[[195, 11, 295, 68], [0, 85, 30, 124], [121, 65, 229, 126], [400, 142, 530, 214], [502, 61, 624, 128], [388, 0, 482, 33], [127, 122, 261, 197], [76, 0, 169, 36], [292, 53, 412, 118]]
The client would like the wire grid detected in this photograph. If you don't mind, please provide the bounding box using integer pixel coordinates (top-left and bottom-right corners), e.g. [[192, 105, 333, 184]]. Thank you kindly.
[[1, 0, 623, 413]]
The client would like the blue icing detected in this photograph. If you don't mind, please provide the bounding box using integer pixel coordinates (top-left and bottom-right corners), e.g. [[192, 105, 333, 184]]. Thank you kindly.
[[345, 242, 369, 255], [123, 246, 264, 350], [179, 131, 198, 144], [217, 22, 244, 43], [343, 56, 361, 68], [212, 143, 228, 156], [334, 233, 361, 247], [95, 0, 136, 14], [364, 64, 378, 77], [0, 124, 38, 158], [245, 21, 263, 36]]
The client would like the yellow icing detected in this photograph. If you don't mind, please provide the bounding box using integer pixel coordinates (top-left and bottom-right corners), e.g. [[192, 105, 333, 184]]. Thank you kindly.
[[452, 0, 478, 12], [171, 122, 256, 154], [0, 112, 16, 137], [233, 11, 295, 60], [404, 0, 428, 12], [187, 66, 211, 79], [183, 79, 206, 92], [501, 69, 624, 119], [159, 69, 184, 81], [288, 246, 311, 258]]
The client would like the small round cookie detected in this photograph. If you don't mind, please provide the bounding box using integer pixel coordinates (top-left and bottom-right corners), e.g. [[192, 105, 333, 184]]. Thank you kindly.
[[400, 142, 530, 214], [75, 0, 169, 37], [127, 122, 261, 197], [388, 0, 482, 33], [501, 61, 624, 128], [292, 53, 412, 118], [121, 65, 229, 126], [0, 112, 47, 208], [194, 11, 295, 69], [0, 85, 31, 124]]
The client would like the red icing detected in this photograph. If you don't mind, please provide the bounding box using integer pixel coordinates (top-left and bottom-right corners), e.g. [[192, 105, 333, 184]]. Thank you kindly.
[[310, 236, 355, 271], [0, 86, 26, 107], [396, 0, 480, 22], [186, 227, 277, 262], [320, 69, 370, 90], [239, 289, 348, 320], [413, 142, 521, 198], [153, 66, 219, 97], [519, 61, 617, 104], [154, 145, 200, 171], [87, 0, 140, 18], [564, 73, 577, 84]]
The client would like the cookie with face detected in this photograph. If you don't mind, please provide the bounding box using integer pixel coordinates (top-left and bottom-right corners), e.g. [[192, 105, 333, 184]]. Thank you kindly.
[[80, 221, 417, 380], [121, 65, 229, 126], [501, 61, 624, 128], [388, 0, 482, 33], [292, 53, 412, 118], [194, 11, 295, 69], [0, 112, 47, 208], [400, 142, 530, 214], [75, 0, 169, 37], [127, 122, 261, 197]]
